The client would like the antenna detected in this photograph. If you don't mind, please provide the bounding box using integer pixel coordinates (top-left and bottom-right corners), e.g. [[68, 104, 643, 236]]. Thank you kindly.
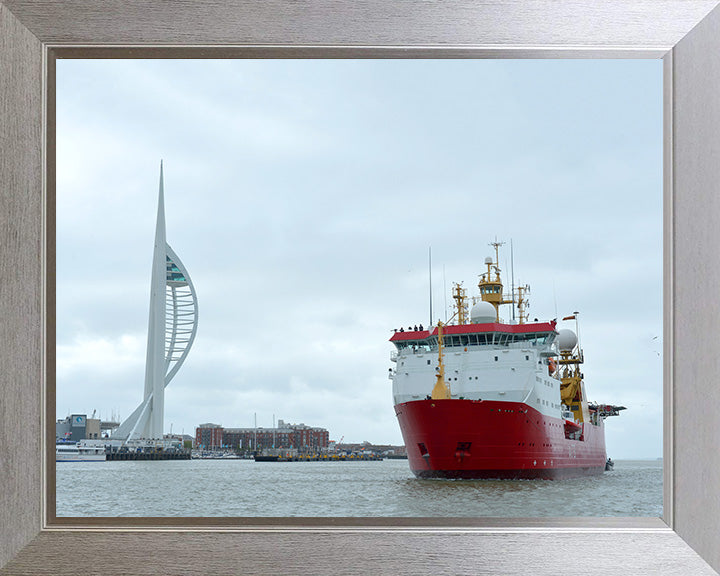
[[574, 311, 581, 358], [429, 247, 433, 327], [443, 264, 447, 322], [510, 239, 516, 322]]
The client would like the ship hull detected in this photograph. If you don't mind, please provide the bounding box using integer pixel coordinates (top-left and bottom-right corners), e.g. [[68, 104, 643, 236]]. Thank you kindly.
[[395, 399, 607, 479]]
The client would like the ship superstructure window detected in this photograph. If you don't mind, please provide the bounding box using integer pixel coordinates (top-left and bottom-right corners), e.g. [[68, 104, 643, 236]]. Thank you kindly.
[[461, 334, 491, 345], [457, 331, 554, 347], [394, 340, 431, 352], [512, 332, 553, 345], [392, 329, 555, 352]]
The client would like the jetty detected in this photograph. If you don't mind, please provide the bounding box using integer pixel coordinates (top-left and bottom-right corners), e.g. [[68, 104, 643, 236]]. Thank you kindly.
[[254, 452, 383, 462], [106, 448, 190, 460]]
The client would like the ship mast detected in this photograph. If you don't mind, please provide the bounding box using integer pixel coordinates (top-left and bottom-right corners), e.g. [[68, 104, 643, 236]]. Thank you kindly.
[[452, 282, 468, 326], [516, 284, 530, 324], [478, 241, 527, 322]]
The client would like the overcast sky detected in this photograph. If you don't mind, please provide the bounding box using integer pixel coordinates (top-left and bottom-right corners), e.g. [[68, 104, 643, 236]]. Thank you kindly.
[[56, 59, 662, 459]]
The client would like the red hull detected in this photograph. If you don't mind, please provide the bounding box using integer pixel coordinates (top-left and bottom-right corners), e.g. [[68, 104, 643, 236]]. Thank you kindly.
[[395, 399, 607, 479]]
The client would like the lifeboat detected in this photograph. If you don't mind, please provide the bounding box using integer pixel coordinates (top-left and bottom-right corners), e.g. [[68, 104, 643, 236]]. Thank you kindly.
[[564, 419, 582, 434]]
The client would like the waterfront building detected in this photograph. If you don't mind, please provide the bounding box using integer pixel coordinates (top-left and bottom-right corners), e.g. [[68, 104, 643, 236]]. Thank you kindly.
[[195, 419, 329, 453], [195, 423, 224, 450], [56, 414, 101, 442], [112, 163, 198, 443]]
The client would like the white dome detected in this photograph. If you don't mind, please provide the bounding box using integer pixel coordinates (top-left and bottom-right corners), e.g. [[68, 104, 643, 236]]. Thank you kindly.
[[470, 301, 497, 323], [557, 328, 578, 351]]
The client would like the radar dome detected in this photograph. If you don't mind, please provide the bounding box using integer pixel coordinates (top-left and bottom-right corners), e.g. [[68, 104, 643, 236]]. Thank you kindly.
[[557, 329, 578, 351], [484, 257, 493, 264], [470, 301, 496, 323]]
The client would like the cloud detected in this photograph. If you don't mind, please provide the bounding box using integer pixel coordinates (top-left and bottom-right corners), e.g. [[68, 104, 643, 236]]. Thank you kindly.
[[56, 59, 662, 455]]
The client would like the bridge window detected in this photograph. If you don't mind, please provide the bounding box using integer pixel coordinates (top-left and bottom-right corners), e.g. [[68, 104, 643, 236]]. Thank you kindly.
[[494, 333, 510, 346]]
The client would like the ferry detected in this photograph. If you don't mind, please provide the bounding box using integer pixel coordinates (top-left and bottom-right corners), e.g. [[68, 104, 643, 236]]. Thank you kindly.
[[56, 440, 107, 462], [389, 242, 624, 479]]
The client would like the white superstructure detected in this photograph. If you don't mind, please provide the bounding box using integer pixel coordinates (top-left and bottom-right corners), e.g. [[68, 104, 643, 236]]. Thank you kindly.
[[391, 325, 564, 420]]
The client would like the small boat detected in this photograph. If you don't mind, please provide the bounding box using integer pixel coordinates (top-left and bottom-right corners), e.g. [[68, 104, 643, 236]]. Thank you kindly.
[[563, 419, 581, 431], [56, 440, 106, 462], [254, 454, 280, 462]]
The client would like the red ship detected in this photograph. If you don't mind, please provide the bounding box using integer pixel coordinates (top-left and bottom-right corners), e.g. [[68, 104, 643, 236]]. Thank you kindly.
[[389, 242, 624, 479]]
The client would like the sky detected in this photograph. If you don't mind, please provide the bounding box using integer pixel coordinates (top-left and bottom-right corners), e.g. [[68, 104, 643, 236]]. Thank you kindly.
[[56, 59, 662, 459]]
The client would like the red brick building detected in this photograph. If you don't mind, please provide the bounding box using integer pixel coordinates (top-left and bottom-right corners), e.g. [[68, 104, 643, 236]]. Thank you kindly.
[[195, 423, 224, 449], [196, 419, 329, 453]]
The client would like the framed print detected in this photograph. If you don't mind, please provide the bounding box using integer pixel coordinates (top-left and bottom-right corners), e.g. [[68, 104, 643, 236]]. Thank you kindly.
[[2, 1, 720, 574]]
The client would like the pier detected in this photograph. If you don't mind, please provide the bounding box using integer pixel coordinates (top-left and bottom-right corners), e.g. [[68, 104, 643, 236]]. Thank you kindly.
[[106, 449, 190, 461], [254, 453, 383, 462]]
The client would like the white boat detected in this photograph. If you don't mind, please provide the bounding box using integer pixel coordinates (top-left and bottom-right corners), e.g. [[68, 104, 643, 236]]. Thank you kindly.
[[56, 440, 106, 462]]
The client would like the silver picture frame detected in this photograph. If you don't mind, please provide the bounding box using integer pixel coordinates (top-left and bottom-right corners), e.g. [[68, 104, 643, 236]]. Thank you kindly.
[[2, 1, 720, 574]]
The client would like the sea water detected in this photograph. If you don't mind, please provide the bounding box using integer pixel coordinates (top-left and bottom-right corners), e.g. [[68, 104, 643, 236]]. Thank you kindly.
[[56, 458, 662, 517]]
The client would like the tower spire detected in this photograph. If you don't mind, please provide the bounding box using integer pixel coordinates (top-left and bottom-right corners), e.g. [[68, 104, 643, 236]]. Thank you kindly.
[[112, 162, 198, 443], [144, 161, 169, 437]]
